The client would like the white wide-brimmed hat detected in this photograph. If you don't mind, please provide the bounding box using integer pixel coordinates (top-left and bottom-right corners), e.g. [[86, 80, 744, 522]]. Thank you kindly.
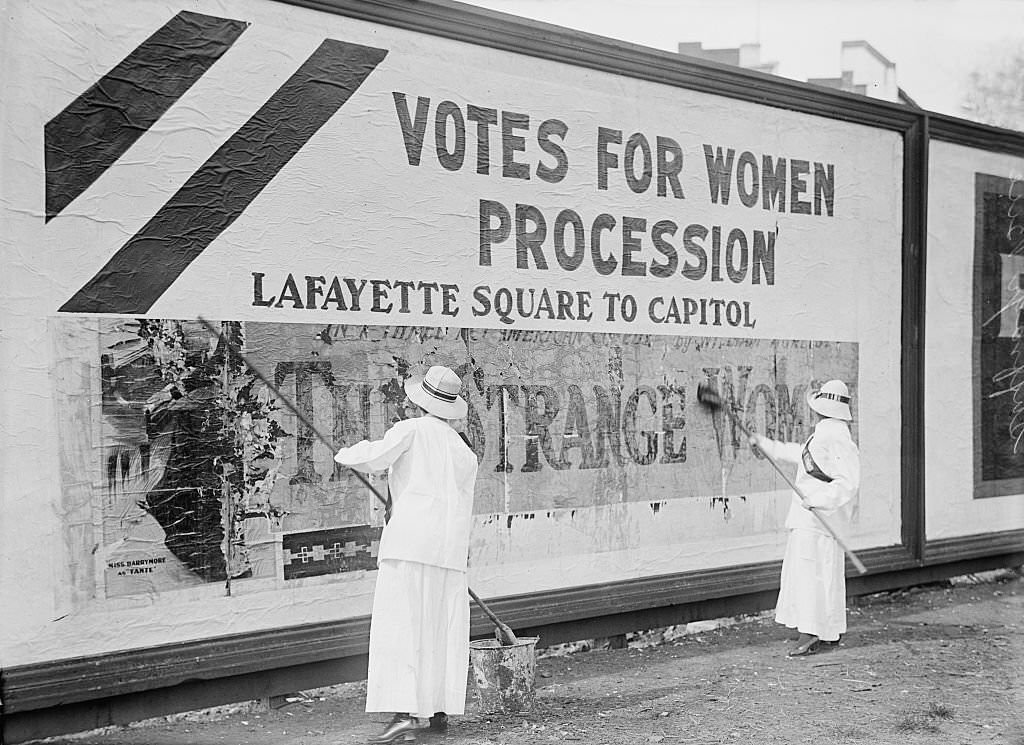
[[806, 379, 853, 421], [404, 365, 468, 419]]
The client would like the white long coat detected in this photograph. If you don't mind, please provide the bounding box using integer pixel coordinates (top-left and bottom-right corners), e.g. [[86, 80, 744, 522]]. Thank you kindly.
[[335, 414, 478, 571], [757, 417, 860, 641], [335, 413, 479, 717]]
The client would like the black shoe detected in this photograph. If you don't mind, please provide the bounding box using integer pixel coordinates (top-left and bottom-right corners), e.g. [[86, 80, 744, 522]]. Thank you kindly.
[[368, 714, 420, 744], [428, 712, 448, 732]]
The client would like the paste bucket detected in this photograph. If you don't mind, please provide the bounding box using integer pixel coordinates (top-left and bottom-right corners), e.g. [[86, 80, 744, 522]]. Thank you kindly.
[[468, 636, 539, 713]]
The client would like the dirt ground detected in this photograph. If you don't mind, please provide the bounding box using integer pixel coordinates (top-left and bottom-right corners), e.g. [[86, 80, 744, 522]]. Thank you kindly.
[[37, 570, 1023, 745]]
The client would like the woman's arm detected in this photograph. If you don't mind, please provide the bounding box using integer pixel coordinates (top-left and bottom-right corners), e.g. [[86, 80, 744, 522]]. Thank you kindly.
[[334, 420, 414, 473], [749, 434, 802, 466]]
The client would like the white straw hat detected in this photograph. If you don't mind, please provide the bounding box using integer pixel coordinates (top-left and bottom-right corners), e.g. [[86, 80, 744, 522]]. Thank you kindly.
[[404, 365, 468, 419], [806, 379, 853, 421]]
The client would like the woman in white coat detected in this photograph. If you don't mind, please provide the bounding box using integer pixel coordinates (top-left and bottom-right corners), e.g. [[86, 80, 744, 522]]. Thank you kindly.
[[335, 365, 479, 743], [749, 379, 861, 657]]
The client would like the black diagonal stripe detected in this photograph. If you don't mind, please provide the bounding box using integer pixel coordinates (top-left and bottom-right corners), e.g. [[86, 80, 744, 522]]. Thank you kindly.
[[60, 39, 388, 315], [45, 11, 248, 222]]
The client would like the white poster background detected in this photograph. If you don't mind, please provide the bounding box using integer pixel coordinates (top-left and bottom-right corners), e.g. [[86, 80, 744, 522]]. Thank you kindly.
[[1, 0, 902, 663], [926, 140, 1024, 539]]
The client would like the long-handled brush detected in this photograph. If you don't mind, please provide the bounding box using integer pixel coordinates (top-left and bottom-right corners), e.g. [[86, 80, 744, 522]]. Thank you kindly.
[[196, 317, 519, 644], [696, 380, 868, 575], [468, 588, 519, 645]]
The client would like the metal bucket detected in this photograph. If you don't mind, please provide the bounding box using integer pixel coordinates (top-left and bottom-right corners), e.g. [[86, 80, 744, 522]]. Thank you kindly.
[[468, 636, 539, 714]]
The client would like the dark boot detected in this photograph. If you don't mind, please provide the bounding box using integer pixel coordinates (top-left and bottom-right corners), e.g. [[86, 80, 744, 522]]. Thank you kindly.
[[428, 712, 448, 733]]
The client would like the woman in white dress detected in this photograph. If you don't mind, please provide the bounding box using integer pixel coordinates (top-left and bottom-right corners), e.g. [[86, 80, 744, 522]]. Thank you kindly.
[[335, 365, 479, 743], [749, 379, 861, 657]]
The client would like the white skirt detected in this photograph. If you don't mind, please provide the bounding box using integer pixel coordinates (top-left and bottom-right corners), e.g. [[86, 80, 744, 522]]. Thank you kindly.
[[774, 528, 847, 641], [365, 559, 470, 718]]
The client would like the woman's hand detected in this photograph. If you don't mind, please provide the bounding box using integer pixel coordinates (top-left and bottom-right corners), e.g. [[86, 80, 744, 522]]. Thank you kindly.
[[748, 433, 766, 454]]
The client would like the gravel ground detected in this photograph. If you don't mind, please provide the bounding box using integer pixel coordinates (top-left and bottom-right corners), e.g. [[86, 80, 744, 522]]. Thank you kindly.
[[33, 569, 1023, 745]]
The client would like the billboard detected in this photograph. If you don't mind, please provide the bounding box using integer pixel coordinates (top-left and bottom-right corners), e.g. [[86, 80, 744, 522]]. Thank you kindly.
[[3, 0, 903, 663], [926, 141, 1024, 538], [974, 173, 1024, 495]]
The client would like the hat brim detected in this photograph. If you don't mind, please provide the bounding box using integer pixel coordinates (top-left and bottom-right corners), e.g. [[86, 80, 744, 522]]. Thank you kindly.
[[404, 375, 467, 419], [806, 389, 852, 421]]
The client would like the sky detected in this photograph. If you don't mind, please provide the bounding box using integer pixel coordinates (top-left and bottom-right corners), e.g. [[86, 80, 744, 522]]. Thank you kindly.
[[462, 0, 1024, 119]]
